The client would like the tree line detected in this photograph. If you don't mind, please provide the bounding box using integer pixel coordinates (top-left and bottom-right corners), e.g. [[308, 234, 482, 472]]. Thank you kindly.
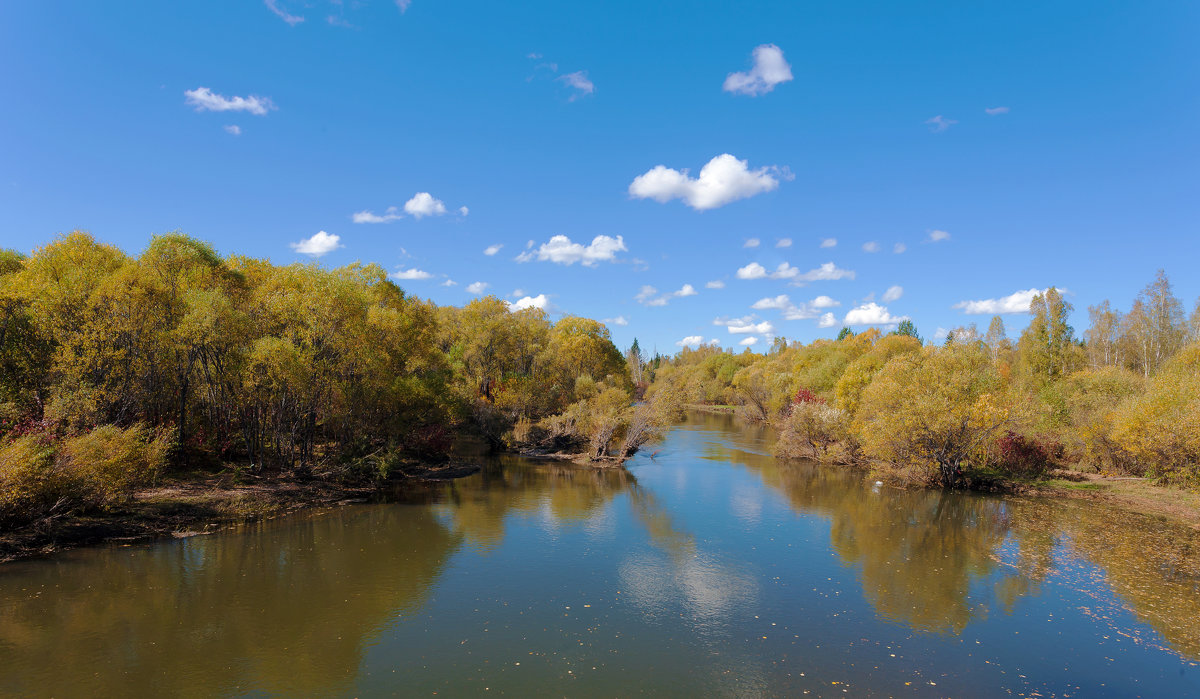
[[647, 273, 1200, 488], [0, 232, 651, 527]]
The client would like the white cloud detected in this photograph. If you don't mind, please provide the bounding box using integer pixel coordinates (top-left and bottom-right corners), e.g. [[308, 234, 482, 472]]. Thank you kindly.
[[751, 294, 839, 321], [820, 238, 837, 248], [289, 231, 342, 257], [985, 106, 1010, 115], [185, 87, 277, 116], [844, 302, 909, 326], [396, 0, 412, 13], [739, 336, 759, 346], [517, 234, 626, 266], [511, 288, 525, 297], [604, 316, 629, 326], [264, 0, 304, 25], [706, 280, 726, 289], [557, 71, 595, 100], [776, 238, 792, 248], [466, 281, 489, 295], [507, 294, 549, 312], [677, 335, 706, 348], [893, 242, 907, 254], [458, 206, 469, 216], [953, 288, 1046, 315], [391, 267, 433, 281], [928, 229, 951, 243], [638, 283, 698, 306], [882, 285, 904, 303], [736, 262, 767, 280], [751, 295, 791, 310], [629, 153, 782, 211], [352, 206, 403, 224], [404, 192, 448, 218], [483, 244, 503, 256], [714, 315, 775, 334], [442, 279, 457, 287], [224, 125, 241, 136], [926, 115, 957, 132], [933, 327, 950, 341], [723, 44, 793, 96], [818, 312, 837, 328], [797, 262, 855, 282], [862, 241, 880, 253], [744, 238, 761, 248]]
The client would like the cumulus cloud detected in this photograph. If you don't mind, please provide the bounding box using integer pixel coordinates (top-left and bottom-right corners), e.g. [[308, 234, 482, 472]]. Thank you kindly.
[[466, 281, 489, 294], [818, 312, 837, 328], [516, 234, 627, 266], [882, 285, 904, 303], [706, 280, 726, 289], [862, 241, 880, 253], [953, 288, 1046, 315], [744, 238, 761, 248], [508, 294, 549, 312], [894, 242, 907, 254], [714, 315, 775, 334], [604, 316, 629, 326], [928, 229, 951, 243], [391, 267, 433, 281], [557, 71, 595, 100], [676, 335, 706, 348], [289, 231, 342, 257], [185, 87, 277, 116], [224, 125, 242, 136], [352, 207, 403, 224], [441, 279, 457, 287], [458, 206, 469, 216], [483, 244, 503, 256], [723, 44, 793, 96], [926, 115, 957, 132], [985, 106, 1010, 115], [629, 153, 783, 211], [751, 294, 840, 321], [735, 260, 854, 283], [264, 0, 304, 25], [751, 295, 791, 310], [739, 336, 759, 346], [797, 262, 855, 282], [820, 238, 837, 248], [844, 302, 909, 326], [404, 192, 448, 218], [396, 0, 412, 12], [638, 283, 698, 306], [776, 238, 792, 248]]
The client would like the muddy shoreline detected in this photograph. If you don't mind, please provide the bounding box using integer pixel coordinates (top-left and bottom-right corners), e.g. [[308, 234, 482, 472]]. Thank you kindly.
[[0, 461, 481, 564]]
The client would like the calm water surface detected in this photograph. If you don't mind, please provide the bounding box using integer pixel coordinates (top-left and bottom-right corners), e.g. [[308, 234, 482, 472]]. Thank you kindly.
[[2, 412, 1198, 697]]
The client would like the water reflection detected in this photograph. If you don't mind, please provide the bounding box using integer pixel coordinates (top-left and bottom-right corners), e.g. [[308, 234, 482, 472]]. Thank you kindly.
[[689, 409, 1200, 659], [0, 413, 1197, 697], [0, 506, 460, 697]]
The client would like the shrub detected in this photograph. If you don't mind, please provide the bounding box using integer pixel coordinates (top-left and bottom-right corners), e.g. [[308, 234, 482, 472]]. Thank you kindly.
[[992, 431, 1053, 479], [0, 435, 63, 526], [776, 401, 855, 463], [60, 424, 174, 507]]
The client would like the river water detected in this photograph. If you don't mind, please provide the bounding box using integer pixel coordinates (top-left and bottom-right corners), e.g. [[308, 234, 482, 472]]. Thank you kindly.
[[1, 411, 1198, 697]]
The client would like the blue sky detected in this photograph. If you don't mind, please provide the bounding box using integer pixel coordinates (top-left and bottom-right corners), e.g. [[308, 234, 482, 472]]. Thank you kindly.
[[2, 0, 1197, 353]]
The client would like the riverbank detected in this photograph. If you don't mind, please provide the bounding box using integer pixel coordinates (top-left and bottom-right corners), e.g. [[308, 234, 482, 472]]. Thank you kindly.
[[1013, 472, 1200, 529], [0, 461, 480, 564]]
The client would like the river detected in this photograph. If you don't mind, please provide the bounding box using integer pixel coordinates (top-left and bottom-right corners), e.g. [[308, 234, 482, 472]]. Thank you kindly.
[[1, 411, 1198, 697]]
